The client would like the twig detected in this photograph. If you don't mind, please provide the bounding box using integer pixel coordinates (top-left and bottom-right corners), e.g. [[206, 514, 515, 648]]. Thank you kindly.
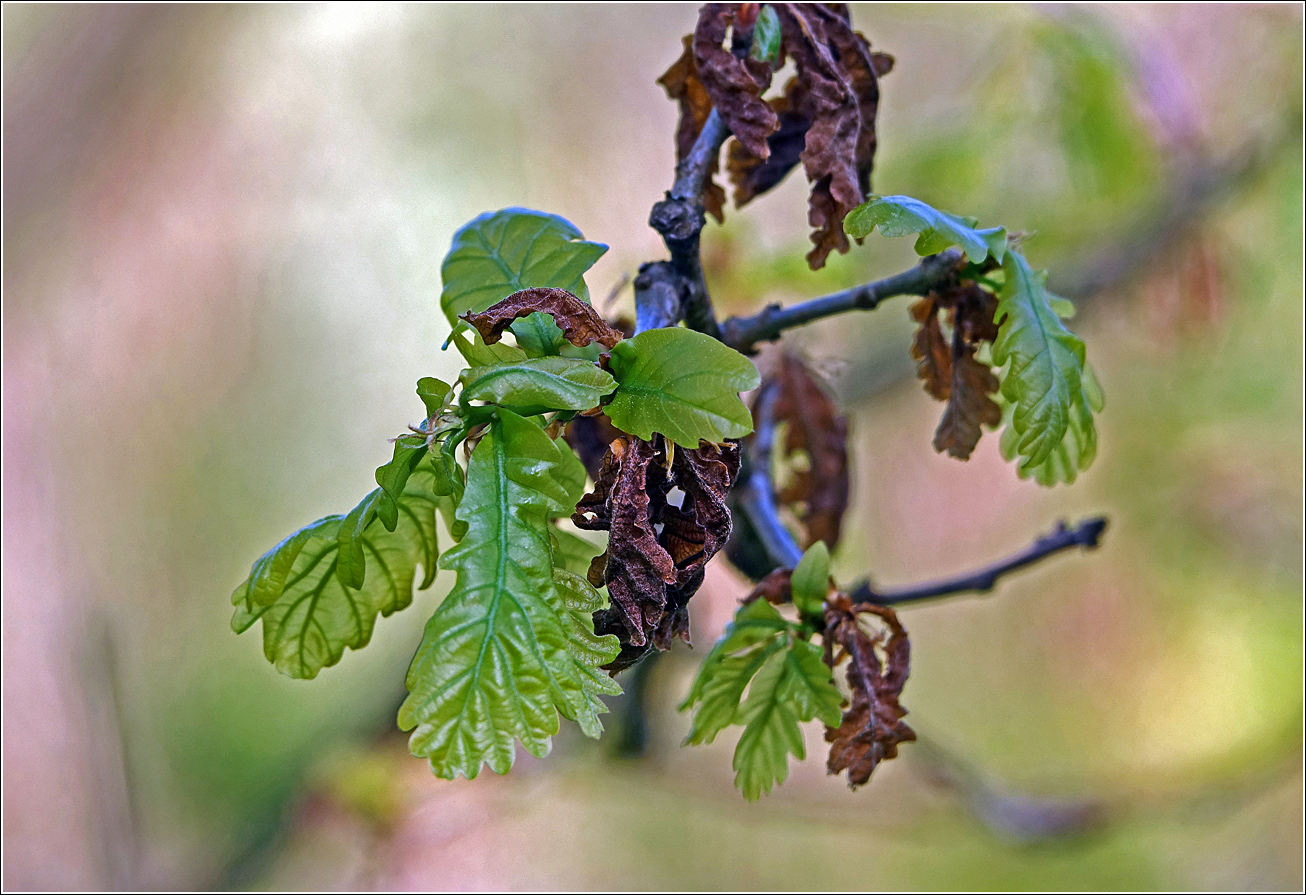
[[719, 249, 965, 353], [637, 111, 732, 336], [738, 384, 1107, 603], [850, 517, 1108, 606]]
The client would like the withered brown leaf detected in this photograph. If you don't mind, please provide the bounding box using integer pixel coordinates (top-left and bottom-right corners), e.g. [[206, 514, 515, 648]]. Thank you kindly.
[[573, 433, 741, 670], [742, 568, 793, 606], [934, 343, 1002, 460], [460, 287, 623, 350], [693, 4, 778, 161], [658, 35, 727, 222], [726, 4, 893, 269], [911, 284, 1002, 460], [910, 297, 952, 401], [823, 593, 914, 789], [767, 353, 850, 549]]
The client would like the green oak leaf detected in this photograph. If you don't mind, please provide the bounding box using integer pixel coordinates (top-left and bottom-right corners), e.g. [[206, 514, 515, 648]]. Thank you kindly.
[[552, 567, 623, 737], [844, 195, 1008, 263], [680, 599, 790, 745], [511, 311, 568, 358], [999, 363, 1103, 486], [749, 5, 783, 65], [551, 435, 589, 508], [550, 525, 604, 577], [399, 410, 619, 780], [460, 357, 616, 413], [231, 461, 444, 679], [992, 251, 1100, 481], [732, 638, 843, 801], [439, 209, 608, 343], [605, 328, 761, 447], [416, 377, 452, 418], [790, 541, 831, 618], [451, 329, 528, 367]]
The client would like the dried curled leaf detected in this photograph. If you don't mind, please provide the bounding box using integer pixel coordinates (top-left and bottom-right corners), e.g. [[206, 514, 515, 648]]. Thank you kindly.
[[693, 4, 778, 161], [461, 287, 623, 351], [910, 285, 1003, 460], [767, 353, 850, 549], [659, 35, 727, 222], [723, 4, 894, 269], [823, 594, 914, 789], [572, 434, 741, 669]]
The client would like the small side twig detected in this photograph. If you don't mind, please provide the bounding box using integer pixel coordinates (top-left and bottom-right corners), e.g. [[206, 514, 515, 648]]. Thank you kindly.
[[851, 517, 1108, 607], [720, 249, 965, 353]]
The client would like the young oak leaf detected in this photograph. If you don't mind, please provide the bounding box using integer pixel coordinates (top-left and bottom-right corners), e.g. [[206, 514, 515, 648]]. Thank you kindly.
[[790, 541, 831, 618], [998, 364, 1103, 486], [231, 460, 444, 680], [733, 637, 843, 801], [439, 208, 608, 358], [605, 328, 761, 448], [680, 599, 791, 746], [992, 251, 1099, 479], [398, 410, 619, 780], [459, 356, 617, 414], [844, 195, 1008, 264], [823, 595, 915, 789]]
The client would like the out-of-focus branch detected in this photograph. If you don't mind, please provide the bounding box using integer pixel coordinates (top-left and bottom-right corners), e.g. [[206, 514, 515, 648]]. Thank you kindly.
[[720, 249, 965, 353], [738, 382, 1107, 606], [736, 378, 805, 568], [850, 518, 1108, 607]]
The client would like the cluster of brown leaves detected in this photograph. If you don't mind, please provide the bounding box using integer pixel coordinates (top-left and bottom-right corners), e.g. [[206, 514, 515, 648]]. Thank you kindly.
[[460, 287, 623, 350], [762, 353, 850, 548], [573, 434, 741, 671], [822, 593, 914, 788], [659, 3, 893, 269], [910, 282, 1002, 460]]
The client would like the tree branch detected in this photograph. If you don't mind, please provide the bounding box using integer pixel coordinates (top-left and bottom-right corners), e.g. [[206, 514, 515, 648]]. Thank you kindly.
[[736, 378, 805, 568], [850, 517, 1108, 607], [738, 376, 1107, 605], [719, 249, 966, 353], [636, 109, 731, 336]]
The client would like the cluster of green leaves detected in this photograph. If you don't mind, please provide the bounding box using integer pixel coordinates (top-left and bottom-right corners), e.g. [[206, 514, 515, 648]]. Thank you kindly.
[[846, 194, 1103, 484], [233, 209, 762, 780], [681, 543, 841, 801]]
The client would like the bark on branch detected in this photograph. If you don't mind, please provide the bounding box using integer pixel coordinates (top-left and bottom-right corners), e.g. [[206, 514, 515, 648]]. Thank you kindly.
[[720, 249, 966, 353]]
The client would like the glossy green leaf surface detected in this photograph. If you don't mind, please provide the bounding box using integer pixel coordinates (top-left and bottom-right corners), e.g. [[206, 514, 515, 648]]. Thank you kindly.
[[680, 599, 790, 746], [231, 462, 444, 679], [451, 329, 528, 367], [605, 328, 761, 447], [993, 251, 1100, 481], [460, 356, 616, 413], [398, 410, 619, 780], [731, 638, 843, 801], [439, 208, 607, 327], [844, 194, 1008, 263], [790, 541, 831, 617]]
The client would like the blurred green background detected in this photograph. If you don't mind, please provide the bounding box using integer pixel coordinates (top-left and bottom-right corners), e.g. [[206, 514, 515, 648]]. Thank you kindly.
[[3, 3, 1301, 890]]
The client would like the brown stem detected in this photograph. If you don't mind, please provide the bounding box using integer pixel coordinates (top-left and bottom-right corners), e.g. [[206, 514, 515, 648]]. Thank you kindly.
[[720, 250, 965, 353], [850, 518, 1108, 606]]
